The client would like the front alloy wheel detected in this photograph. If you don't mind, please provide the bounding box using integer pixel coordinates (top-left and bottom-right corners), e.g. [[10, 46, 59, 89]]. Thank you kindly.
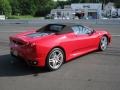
[[46, 48, 64, 71], [99, 36, 108, 51]]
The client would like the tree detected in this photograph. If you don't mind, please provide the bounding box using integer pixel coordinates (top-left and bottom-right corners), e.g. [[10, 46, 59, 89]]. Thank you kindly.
[[67, 0, 83, 3], [56, 1, 69, 9], [0, 0, 12, 16], [19, 0, 37, 15], [34, 0, 56, 16], [114, 1, 120, 8], [10, 0, 20, 15], [67, 0, 102, 3]]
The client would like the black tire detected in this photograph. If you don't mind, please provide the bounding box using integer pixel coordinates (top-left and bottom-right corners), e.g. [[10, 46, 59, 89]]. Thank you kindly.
[[46, 48, 64, 71], [10, 51, 16, 57], [99, 36, 108, 51], [10, 51, 20, 59]]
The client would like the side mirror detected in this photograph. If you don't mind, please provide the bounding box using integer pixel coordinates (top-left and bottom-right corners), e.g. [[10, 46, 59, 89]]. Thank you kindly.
[[87, 30, 96, 35], [92, 29, 96, 34]]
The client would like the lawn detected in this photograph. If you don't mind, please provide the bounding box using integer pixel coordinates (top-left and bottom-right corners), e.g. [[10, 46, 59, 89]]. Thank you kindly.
[[8, 15, 43, 19]]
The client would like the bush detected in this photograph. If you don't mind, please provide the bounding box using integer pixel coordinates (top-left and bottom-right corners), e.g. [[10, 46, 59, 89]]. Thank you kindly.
[[8, 15, 34, 19]]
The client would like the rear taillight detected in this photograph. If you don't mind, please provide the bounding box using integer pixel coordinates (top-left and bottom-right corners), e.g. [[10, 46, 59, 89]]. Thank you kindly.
[[26, 42, 36, 47], [9, 39, 25, 46], [30, 43, 36, 47], [26, 42, 36, 52]]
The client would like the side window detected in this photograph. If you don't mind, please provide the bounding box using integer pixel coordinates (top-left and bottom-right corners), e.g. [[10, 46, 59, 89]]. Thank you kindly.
[[78, 25, 83, 34], [72, 26, 80, 35], [72, 25, 84, 35], [72, 25, 91, 35], [82, 27, 91, 34]]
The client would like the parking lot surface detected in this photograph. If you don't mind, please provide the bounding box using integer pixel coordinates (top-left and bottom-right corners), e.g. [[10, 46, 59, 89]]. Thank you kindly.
[[0, 22, 120, 90]]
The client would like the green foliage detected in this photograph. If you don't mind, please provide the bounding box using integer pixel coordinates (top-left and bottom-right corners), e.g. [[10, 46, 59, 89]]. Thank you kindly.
[[67, 0, 82, 3], [34, 0, 56, 16], [0, 0, 56, 17], [114, 1, 120, 8], [10, 0, 20, 15], [56, 1, 69, 9], [19, 0, 37, 15], [67, 0, 117, 4], [8, 15, 34, 19], [0, 0, 12, 16], [0, 0, 119, 17], [67, 0, 100, 3]]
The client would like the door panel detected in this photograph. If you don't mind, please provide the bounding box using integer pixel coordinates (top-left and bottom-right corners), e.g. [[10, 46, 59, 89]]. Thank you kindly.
[[75, 33, 99, 51], [65, 33, 99, 57]]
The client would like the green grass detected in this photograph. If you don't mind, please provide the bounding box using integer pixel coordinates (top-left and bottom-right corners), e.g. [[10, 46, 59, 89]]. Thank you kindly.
[[8, 15, 42, 19]]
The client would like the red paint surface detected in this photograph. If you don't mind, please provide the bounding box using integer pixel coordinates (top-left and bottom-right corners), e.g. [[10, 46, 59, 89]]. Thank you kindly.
[[9, 28, 111, 67]]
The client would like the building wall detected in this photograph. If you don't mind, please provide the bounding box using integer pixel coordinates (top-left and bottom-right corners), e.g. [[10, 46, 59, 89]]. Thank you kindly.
[[50, 3, 102, 19], [71, 3, 102, 19], [51, 9, 75, 19], [118, 9, 120, 16], [103, 2, 117, 17]]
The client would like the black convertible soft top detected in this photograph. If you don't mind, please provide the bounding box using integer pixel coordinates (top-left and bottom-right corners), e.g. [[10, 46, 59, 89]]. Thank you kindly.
[[37, 23, 84, 34]]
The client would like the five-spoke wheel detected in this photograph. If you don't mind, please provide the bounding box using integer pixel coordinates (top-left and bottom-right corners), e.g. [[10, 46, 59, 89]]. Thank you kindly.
[[99, 36, 108, 51], [46, 48, 64, 71]]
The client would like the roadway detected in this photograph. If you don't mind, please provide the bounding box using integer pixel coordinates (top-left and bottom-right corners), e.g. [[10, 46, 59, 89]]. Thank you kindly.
[[0, 22, 120, 90]]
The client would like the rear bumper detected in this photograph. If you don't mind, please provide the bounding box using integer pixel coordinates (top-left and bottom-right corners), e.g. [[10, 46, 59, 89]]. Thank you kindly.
[[10, 47, 46, 67]]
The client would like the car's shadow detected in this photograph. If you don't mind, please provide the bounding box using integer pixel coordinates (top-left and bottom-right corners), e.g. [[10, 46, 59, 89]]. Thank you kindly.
[[0, 54, 49, 77], [0, 47, 119, 77]]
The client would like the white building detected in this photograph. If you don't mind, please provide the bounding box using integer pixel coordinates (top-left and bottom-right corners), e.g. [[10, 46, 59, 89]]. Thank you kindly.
[[50, 3, 102, 19], [50, 5, 75, 19], [103, 2, 117, 17], [118, 9, 120, 17], [71, 3, 102, 19]]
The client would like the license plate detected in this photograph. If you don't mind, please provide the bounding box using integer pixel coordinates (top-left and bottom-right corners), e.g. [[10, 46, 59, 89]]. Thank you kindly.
[[13, 50, 18, 56]]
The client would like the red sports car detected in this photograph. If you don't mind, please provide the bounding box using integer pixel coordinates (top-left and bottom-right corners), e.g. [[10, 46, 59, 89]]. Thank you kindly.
[[9, 23, 111, 70]]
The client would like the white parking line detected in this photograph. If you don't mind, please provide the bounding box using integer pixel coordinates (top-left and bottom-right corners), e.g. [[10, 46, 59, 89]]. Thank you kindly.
[[0, 40, 9, 43], [112, 35, 120, 37], [0, 48, 9, 51], [0, 49, 9, 54]]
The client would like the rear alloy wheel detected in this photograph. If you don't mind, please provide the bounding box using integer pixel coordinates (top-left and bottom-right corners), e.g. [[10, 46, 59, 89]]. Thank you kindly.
[[46, 48, 64, 71], [99, 36, 108, 51]]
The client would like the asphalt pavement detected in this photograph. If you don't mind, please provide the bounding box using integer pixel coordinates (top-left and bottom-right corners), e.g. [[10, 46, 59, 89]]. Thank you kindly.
[[0, 21, 120, 90]]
